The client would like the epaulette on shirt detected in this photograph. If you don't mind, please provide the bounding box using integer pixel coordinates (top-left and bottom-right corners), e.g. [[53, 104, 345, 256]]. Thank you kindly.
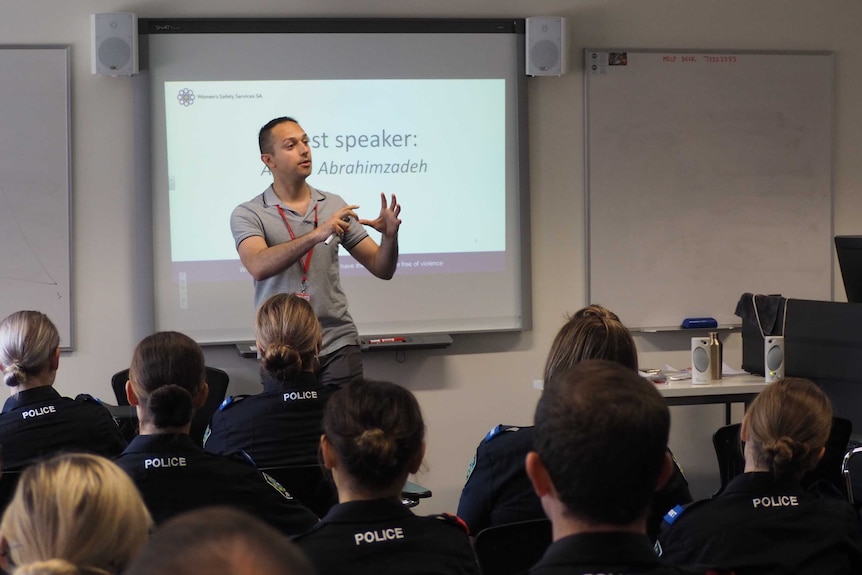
[[218, 395, 249, 411], [484, 424, 520, 443], [435, 512, 470, 535], [74, 393, 102, 405], [465, 424, 521, 482]]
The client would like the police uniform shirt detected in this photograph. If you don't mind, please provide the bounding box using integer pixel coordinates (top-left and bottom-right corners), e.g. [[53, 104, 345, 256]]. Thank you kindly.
[[204, 371, 333, 467], [457, 426, 692, 539], [0, 386, 126, 471], [115, 433, 318, 535], [531, 532, 704, 575], [293, 497, 480, 575], [657, 472, 862, 574], [457, 425, 542, 536]]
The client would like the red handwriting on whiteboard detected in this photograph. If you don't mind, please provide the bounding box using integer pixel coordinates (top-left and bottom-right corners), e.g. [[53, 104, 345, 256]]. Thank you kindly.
[[703, 55, 738, 64], [662, 55, 676, 63], [682, 55, 697, 63]]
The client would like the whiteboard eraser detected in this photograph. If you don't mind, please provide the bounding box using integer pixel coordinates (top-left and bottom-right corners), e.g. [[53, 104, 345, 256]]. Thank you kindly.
[[681, 317, 718, 329]]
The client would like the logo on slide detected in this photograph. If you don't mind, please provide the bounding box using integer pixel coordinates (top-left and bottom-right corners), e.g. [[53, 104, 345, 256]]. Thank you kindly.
[[176, 88, 196, 107]]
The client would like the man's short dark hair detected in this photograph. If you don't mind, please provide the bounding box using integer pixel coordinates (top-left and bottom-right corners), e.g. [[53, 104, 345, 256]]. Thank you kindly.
[[259, 116, 299, 155], [533, 359, 670, 525], [124, 506, 316, 575]]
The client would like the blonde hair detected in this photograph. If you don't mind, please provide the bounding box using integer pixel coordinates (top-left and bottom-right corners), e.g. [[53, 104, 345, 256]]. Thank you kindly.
[[0, 311, 60, 388], [0, 454, 152, 575], [255, 294, 321, 382], [745, 377, 832, 479], [543, 305, 638, 383]]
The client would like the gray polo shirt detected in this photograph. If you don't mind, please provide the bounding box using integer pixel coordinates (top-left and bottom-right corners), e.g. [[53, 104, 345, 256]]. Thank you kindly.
[[230, 185, 368, 355]]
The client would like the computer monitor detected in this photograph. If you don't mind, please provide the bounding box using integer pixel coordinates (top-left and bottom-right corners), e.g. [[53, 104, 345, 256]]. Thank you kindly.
[[835, 236, 862, 303]]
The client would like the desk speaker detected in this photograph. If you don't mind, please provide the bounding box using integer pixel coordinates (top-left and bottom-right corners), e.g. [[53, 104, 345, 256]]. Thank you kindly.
[[526, 17, 567, 76], [91, 13, 138, 76], [691, 337, 711, 385], [764, 336, 785, 383]]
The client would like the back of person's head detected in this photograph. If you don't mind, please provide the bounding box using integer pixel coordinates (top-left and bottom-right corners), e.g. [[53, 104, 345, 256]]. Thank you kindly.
[[125, 507, 315, 575], [256, 293, 321, 382], [0, 453, 152, 575], [323, 379, 425, 493], [259, 116, 299, 155], [0, 311, 60, 388], [533, 360, 669, 525], [744, 377, 832, 480], [542, 305, 638, 383], [128, 331, 206, 429]]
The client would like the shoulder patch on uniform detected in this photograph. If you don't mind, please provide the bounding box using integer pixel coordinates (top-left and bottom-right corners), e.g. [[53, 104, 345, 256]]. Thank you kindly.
[[218, 395, 248, 411], [435, 512, 470, 535], [484, 424, 519, 443], [662, 504, 686, 526], [262, 471, 295, 501], [74, 393, 101, 405], [465, 454, 477, 482]]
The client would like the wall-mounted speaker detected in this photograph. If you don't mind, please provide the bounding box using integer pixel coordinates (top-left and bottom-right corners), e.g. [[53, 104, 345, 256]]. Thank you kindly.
[[764, 336, 785, 383], [526, 17, 567, 76], [691, 337, 711, 385], [91, 13, 138, 76]]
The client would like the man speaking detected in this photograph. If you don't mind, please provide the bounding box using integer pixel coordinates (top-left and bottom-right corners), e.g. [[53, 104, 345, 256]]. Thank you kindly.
[[231, 117, 402, 386]]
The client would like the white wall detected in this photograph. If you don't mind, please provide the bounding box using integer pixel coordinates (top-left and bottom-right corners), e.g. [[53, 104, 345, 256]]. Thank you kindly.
[[2, 0, 860, 514]]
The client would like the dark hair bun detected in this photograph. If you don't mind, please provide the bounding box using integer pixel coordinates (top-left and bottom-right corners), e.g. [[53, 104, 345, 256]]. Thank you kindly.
[[148, 384, 194, 429], [261, 343, 302, 382]]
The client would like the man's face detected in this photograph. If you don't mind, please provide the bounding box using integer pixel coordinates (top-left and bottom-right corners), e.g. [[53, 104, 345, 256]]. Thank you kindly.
[[261, 121, 312, 180]]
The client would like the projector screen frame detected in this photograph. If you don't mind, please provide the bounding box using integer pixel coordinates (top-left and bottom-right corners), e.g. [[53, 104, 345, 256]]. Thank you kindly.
[[137, 17, 532, 345]]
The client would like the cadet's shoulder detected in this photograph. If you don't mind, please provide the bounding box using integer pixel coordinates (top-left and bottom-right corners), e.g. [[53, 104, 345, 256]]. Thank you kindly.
[[71, 394, 114, 413], [410, 512, 471, 538], [216, 394, 252, 413], [481, 424, 532, 449], [658, 499, 715, 534]]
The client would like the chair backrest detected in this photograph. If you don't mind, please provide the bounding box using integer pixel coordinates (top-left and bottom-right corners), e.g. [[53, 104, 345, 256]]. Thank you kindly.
[[711, 423, 744, 496], [259, 464, 338, 518], [474, 518, 552, 575], [111, 366, 230, 447], [712, 417, 853, 497], [841, 445, 862, 505], [800, 416, 852, 497]]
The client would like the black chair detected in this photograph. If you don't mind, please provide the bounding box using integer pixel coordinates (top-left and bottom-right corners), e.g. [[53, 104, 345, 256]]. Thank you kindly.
[[712, 417, 852, 497], [800, 416, 852, 497], [258, 464, 433, 518], [474, 518, 552, 575], [259, 464, 339, 518], [711, 423, 744, 496], [841, 445, 862, 506], [402, 480, 432, 508], [111, 366, 230, 447]]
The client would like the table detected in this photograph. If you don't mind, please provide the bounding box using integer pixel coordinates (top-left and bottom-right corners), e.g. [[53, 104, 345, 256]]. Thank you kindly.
[[657, 374, 768, 424]]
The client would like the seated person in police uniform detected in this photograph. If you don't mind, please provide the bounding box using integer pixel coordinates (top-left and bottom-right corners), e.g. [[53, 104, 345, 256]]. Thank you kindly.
[[526, 360, 713, 575], [293, 379, 480, 575], [205, 293, 335, 469], [0, 310, 126, 472], [457, 305, 691, 539], [657, 377, 862, 574], [0, 453, 152, 575], [114, 330, 319, 535], [126, 506, 316, 575]]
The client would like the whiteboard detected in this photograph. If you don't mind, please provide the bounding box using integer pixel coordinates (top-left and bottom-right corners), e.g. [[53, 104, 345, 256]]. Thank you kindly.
[[585, 49, 833, 329], [0, 46, 72, 346]]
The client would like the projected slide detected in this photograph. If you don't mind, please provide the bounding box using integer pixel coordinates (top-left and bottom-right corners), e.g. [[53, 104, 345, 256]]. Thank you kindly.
[[163, 79, 505, 279]]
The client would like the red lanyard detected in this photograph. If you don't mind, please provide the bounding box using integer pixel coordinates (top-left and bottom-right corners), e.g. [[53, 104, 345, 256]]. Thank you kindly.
[[276, 203, 318, 290]]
